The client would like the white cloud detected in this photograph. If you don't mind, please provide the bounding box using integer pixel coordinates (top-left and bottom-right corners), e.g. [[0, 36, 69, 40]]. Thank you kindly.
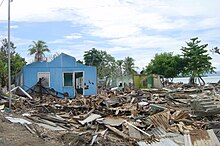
[[1, 0, 220, 70], [64, 33, 82, 39], [10, 25, 18, 29], [109, 35, 184, 52], [1, 0, 219, 32], [48, 39, 67, 44]]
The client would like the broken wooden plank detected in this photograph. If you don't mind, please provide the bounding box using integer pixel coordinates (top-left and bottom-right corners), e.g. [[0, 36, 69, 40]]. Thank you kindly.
[[24, 123, 36, 134], [5, 116, 32, 124], [72, 108, 95, 120], [128, 124, 142, 139], [90, 134, 98, 146], [10, 86, 33, 99], [105, 125, 130, 140], [78, 113, 101, 125], [24, 115, 57, 127], [124, 120, 152, 138], [32, 114, 68, 124], [36, 123, 66, 131], [96, 116, 125, 126]]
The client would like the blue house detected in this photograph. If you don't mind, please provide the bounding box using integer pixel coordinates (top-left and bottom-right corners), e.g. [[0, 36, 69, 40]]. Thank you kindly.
[[16, 53, 97, 97]]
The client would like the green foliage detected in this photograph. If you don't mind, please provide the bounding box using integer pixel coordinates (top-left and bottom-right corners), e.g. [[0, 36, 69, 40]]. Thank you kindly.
[[0, 60, 8, 87], [181, 37, 215, 84], [123, 57, 137, 75], [84, 48, 102, 66], [145, 52, 183, 80], [28, 40, 50, 62], [11, 53, 26, 75], [0, 38, 25, 87], [76, 60, 83, 64], [83, 48, 118, 78]]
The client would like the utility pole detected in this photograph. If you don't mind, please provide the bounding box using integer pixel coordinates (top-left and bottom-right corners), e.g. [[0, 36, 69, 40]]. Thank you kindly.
[[8, 0, 11, 109]]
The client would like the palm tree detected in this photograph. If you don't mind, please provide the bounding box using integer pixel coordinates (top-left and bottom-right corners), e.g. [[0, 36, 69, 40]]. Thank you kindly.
[[123, 57, 138, 75], [117, 60, 124, 76], [28, 40, 50, 62]]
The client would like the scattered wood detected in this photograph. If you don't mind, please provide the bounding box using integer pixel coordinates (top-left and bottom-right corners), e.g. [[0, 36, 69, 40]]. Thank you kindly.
[[2, 82, 220, 145], [105, 125, 130, 140], [10, 86, 33, 99]]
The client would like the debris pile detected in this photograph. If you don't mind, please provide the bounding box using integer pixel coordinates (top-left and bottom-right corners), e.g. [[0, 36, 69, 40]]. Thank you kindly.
[[1, 82, 220, 145]]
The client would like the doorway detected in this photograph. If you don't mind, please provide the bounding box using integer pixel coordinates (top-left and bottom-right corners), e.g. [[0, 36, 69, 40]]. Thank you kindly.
[[75, 72, 84, 95]]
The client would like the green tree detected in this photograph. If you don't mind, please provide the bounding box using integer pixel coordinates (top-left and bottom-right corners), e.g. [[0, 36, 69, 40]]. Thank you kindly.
[[145, 52, 183, 81], [98, 51, 117, 78], [83, 48, 117, 79], [181, 37, 215, 84], [28, 40, 50, 62], [11, 53, 26, 75], [84, 48, 102, 66], [77, 60, 83, 64], [123, 57, 137, 75], [0, 60, 8, 87], [0, 38, 25, 87]]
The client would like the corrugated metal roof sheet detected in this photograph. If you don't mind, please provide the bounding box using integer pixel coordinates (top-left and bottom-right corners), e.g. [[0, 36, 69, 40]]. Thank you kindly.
[[138, 138, 179, 146], [140, 128, 220, 146], [149, 127, 167, 137], [149, 127, 184, 145], [184, 129, 220, 146]]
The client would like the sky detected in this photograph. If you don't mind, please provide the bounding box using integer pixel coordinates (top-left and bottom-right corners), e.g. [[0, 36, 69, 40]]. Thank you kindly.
[[0, 0, 220, 71]]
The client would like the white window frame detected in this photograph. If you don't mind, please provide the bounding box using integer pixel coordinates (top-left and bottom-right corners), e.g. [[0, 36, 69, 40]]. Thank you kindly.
[[37, 72, 50, 87], [63, 72, 75, 87]]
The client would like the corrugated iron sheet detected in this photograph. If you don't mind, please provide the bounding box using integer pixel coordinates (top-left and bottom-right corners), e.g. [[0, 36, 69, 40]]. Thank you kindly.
[[149, 127, 167, 137], [147, 111, 170, 131], [149, 127, 184, 146], [137, 138, 179, 146], [141, 128, 220, 146], [184, 129, 220, 146]]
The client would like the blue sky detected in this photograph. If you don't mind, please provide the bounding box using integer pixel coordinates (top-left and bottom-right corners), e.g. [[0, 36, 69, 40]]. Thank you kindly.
[[0, 0, 220, 71]]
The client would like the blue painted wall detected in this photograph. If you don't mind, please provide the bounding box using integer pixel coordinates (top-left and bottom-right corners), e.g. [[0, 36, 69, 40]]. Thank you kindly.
[[20, 53, 97, 97]]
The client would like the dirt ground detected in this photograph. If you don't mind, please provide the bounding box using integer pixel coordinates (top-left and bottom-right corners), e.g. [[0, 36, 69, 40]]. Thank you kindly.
[[0, 113, 60, 146]]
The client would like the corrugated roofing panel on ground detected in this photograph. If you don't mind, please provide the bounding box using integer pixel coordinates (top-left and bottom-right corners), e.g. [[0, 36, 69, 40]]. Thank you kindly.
[[137, 138, 179, 146], [184, 129, 220, 146], [149, 127, 184, 145]]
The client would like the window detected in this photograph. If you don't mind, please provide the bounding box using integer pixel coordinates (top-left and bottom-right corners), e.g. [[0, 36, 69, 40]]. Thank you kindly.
[[64, 73, 73, 86], [38, 72, 50, 87]]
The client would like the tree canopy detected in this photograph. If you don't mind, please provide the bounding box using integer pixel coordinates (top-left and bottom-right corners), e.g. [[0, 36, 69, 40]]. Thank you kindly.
[[83, 48, 117, 78], [28, 40, 50, 62], [181, 37, 215, 84], [145, 52, 183, 81], [83, 48, 138, 79], [123, 57, 137, 75], [0, 38, 25, 87]]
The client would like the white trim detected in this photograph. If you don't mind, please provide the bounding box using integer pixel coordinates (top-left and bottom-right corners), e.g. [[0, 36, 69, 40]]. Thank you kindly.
[[75, 71, 85, 95], [62, 71, 85, 95], [37, 72, 50, 87], [63, 72, 74, 87]]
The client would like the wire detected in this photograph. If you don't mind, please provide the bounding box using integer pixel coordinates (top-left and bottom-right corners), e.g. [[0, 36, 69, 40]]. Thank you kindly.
[[0, 0, 5, 8]]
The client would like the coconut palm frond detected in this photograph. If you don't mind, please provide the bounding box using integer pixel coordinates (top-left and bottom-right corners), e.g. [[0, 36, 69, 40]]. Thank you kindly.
[[28, 40, 50, 62]]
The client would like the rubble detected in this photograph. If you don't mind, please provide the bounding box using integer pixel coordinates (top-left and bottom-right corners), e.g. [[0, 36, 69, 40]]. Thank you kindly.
[[0, 82, 220, 145]]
